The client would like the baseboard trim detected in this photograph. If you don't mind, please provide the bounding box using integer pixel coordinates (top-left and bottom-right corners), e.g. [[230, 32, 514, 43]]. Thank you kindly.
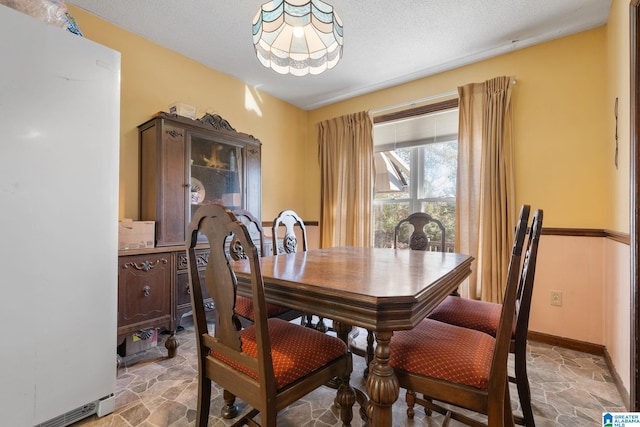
[[603, 347, 631, 410], [528, 331, 605, 354], [529, 331, 630, 410]]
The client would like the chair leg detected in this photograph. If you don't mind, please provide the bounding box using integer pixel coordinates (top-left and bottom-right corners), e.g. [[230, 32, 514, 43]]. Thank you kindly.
[[221, 389, 238, 419], [316, 317, 328, 333], [196, 377, 211, 427], [263, 406, 278, 427], [304, 314, 314, 328], [503, 381, 515, 427], [336, 368, 356, 426], [406, 390, 416, 419], [422, 394, 433, 416], [364, 330, 375, 377], [515, 344, 535, 426]]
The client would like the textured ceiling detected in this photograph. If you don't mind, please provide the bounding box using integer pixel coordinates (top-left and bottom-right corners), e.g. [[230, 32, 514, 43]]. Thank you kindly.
[[67, 0, 611, 110]]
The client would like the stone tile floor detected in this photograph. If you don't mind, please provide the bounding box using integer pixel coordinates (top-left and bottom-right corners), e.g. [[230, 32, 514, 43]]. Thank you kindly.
[[76, 321, 626, 426]]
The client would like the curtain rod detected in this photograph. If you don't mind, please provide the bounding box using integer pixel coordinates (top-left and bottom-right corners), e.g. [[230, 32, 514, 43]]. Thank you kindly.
[[370, 78, 517, 116], [370, 90, 458, 115]]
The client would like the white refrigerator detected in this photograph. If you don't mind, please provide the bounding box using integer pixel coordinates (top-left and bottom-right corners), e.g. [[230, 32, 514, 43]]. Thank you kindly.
[[0, 5, 120, 426]]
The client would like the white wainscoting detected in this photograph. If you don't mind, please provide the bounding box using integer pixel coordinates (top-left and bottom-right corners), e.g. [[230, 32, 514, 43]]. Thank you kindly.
[[530, 234, 630, 395]]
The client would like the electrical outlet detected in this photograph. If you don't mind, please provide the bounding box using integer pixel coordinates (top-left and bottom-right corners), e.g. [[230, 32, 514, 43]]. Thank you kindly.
[[550, 291, 562, 306]]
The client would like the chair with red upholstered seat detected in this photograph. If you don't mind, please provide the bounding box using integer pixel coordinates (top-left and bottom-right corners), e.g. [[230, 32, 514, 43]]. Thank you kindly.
[[389, 205, 536, 426], [355, 211, 451, 376], [272, 209, 329, 331], [187, 204, 355, 427], [230, 209, 301, 325], [427, 208, 543, 426]]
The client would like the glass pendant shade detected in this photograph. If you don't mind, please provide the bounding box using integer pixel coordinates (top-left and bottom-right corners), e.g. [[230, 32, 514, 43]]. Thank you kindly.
[[252, 0, 343, 76]]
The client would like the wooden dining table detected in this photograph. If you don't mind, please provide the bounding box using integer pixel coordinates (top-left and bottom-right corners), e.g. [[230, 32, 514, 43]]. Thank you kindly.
[[232, 246, 473, 427]]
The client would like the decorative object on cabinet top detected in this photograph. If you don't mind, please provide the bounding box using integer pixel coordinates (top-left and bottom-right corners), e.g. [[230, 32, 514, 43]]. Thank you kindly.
[[151, 111, 259, 142], [198, 113, 235, 131]]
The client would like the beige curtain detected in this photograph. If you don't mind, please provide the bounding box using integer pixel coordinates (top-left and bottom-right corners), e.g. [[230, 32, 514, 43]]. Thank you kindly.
[[317, 111, 373, 248], [457, 76, 515, 302]]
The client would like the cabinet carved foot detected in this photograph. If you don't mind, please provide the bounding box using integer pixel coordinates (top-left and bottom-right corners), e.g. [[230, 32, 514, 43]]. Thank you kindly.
[[165, 332, 180, 358]]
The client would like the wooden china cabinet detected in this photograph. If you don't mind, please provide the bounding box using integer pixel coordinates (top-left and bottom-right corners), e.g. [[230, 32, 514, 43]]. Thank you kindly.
[[117, 112, 262, 357]]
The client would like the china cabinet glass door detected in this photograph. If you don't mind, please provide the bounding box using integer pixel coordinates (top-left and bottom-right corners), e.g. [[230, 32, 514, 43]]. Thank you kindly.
[[188, 133, 244, 224]]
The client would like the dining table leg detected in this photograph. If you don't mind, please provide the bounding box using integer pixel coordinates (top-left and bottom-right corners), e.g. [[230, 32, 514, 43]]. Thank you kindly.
[[365, 331, 399, 427]]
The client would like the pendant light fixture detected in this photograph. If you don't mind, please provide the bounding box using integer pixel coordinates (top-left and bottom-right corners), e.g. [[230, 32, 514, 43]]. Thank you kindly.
[[252, 0, 343, 76]]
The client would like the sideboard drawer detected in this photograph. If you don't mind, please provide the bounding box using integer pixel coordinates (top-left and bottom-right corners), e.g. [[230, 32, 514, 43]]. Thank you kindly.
[[118, 253, 172, 331]]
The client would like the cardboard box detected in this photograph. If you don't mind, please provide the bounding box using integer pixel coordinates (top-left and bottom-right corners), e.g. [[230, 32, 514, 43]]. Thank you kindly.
[[169, 102, 197, 119], [222, 192, 242, 207], [119, 220, 155, 250], [118, 328, 158, 357]]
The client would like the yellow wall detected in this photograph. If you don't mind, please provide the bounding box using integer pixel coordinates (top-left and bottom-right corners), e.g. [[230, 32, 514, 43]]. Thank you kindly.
[[69, 6, 309, 222], [308, 27, 610, 229], [72, 5, 613, 230]]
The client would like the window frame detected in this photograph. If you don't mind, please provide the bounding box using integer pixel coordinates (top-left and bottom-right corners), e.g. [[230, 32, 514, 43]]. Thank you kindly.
[[372, 98, 459, 248]]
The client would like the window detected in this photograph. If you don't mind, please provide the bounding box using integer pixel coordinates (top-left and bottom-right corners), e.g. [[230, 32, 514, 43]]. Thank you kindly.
[[372, 104, 458, 250]]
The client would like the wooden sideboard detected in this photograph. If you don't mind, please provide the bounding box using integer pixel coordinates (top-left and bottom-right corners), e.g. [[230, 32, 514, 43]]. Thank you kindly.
[[117, 246, 213, 357]]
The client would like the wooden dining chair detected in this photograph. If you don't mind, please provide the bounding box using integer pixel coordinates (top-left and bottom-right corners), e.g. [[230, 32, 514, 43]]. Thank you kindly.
[[394, 211, 447, 252], [231, 209, 296, 323], [394, 211, 456, 295], [230, 209, 267, 258], [388, 204, 534, 427], [186, 204, 355, 427], [355, 211, 450, 376], [426, 207, 543, 426], [271, 209, 328, 331], [230, 209, 301, 325], [271, 209, 308, 255]]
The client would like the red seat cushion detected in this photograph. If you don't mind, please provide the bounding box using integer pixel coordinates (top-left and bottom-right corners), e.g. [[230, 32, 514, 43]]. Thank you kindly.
[[390, 319, 495, 390], [210, 318, 347, 390], [427, 295, 502, 337], [235, 295, 292, 321]]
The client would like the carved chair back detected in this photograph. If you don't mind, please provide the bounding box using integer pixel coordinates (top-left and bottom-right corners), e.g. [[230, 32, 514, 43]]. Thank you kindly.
[[230, 209, 265, 259], [394, 212, 446, 252], [230, 209, 298, 323], [272, 209, 308, 255]]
